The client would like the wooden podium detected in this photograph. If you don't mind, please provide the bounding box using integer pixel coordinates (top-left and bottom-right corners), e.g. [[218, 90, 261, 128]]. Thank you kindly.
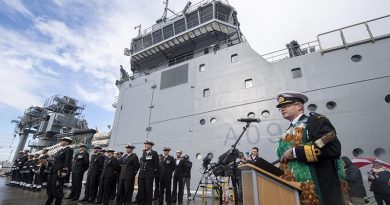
[[239, 164, 301, 205]]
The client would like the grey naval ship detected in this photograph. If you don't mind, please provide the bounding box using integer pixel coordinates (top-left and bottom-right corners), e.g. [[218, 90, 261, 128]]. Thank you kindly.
[[110, 0, 390, 192]]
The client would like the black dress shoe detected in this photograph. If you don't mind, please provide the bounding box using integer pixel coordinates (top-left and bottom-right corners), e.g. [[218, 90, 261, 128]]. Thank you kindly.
[[92, 201, 102, 204], [71, 198, 79, 201]]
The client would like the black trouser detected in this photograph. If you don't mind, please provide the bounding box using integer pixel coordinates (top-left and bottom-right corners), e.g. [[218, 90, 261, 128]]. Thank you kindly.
[[116, 177, 135, 204], [231, 175, 242, 201], [45, 173, 64, 205], [101, 176, 116, 205], [110, 176, 119, 199], [32, 172, 39, 187], [96, 178, 103, 203], [172, 175, 184, 203], [21, 172, 26, 185], [374, 192, 390, 205], [15, 170, 21, 184], [154, 176, 160, 199], [83, 174, 100, 201], [159, 176, 172, 205], [138, 176, 154, 205], [11, 169, 16, 182], [69, 171, 85, 199], [28, 172, 34, 185], [183, 176, 191, 196]]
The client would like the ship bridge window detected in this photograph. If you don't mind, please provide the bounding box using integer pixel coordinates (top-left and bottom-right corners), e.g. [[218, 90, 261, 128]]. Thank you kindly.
[[215, 3, 231, 22], [143, 34, 153, 48], [186, 11, 199, 29], [231, 54, 238, 63], [152, 29, 163, 44], [200, 4, 213, 23], [245, 79, 253, 88], [385, 94, 390, 103], [132, 37, 143, 53], [163, 24, 174, 40], [174, 19, 186, 35], [199, 64, 206, 72], [203, 88, 210, 97], [291, 67, 302, 79]]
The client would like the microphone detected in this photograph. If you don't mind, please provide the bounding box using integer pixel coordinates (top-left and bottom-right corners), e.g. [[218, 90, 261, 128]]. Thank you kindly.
[[271, 159, 280, 165], [237, 118, 261, 123]]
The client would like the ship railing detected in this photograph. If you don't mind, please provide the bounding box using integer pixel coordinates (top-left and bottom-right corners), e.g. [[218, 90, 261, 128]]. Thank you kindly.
[[317, 14, 390, 53], [261, 14, 390, 62], [133, 38, 237, 78], [142, 0, 230, 34], [136, 11, 230, 52], [261, 41, 320, 63]]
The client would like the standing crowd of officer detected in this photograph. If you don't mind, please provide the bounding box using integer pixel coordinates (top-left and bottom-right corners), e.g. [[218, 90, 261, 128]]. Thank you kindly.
[[8, 136, 193, 205], [8, 147, 51, 192]]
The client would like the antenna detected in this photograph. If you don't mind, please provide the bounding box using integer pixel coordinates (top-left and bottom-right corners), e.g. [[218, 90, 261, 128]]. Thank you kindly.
[[134, 24, 142, 37], [156, 0, 190, 23], [182, 1, 192, 14], [160, 0, 169, 22]]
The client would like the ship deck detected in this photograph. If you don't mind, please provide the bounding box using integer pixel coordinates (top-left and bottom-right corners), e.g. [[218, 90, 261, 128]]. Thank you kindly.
[[0, 176, 240, 205]]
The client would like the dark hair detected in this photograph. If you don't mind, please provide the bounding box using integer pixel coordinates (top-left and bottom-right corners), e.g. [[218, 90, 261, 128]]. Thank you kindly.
[[252, 147, 259, 152]]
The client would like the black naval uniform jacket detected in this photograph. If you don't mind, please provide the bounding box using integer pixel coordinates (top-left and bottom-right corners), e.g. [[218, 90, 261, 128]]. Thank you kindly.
[[119, 153, 140, 179], [50, 146, 73, 174], [87, 153, 105, 176], [102, 156, 120, 177], [173, 158, 186, 178], [293, 113, 344, 205], [17, 155, 28, 172], [159, 155, 175, 178], [72, 151, 89, 173], [139, 150, 159, 178]]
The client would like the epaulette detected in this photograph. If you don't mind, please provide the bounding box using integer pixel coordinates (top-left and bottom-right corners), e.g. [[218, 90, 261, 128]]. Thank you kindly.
[[309, 112, 328, 120]]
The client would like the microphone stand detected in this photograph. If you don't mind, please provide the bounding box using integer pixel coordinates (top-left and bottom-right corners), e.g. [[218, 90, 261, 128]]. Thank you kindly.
[[231, 122, 250, 205]]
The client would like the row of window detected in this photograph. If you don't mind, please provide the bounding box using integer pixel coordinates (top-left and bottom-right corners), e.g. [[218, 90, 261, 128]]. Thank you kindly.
[[202, 79, 253, 97], [198, 94, 390, 124], [353, 147, 386, 158], [199, 53, 239, 72]]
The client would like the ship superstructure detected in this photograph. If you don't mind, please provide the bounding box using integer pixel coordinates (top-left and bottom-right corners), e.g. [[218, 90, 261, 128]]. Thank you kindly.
[[111, 0, 390, 190], [12, 95, 94, 160]]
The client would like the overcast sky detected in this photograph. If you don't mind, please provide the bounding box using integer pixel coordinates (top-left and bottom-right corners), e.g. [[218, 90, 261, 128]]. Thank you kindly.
[[1, 0, 390, 161]]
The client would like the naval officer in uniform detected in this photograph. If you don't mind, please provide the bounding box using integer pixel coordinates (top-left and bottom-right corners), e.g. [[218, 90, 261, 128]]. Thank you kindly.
[[98, 149, 120, 205], [66, 143, 89, 200], [158, 147, 175, 205], [138, 140, 159, 205], [80, 145, 104, 203], [116, 144, 140, 205], [276, 91, 346, 205], [45, 137, 73, 205], [172, 150, 185, 203]]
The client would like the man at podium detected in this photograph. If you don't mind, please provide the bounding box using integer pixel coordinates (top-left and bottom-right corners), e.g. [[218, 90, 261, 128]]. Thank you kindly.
[[275, 91, 347, 205]]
